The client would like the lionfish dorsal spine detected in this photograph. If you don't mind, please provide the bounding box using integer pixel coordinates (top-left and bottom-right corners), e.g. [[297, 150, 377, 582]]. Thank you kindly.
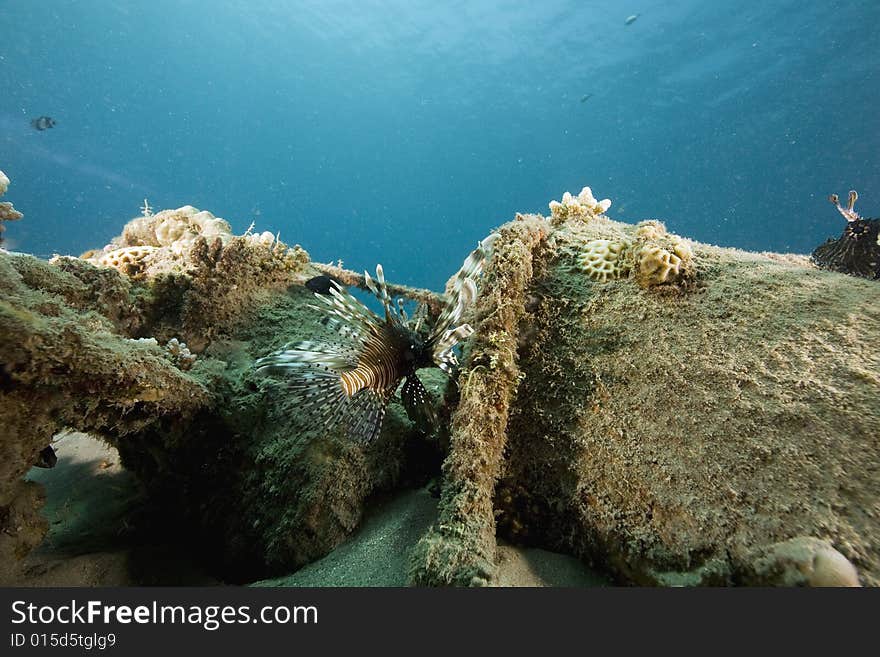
[[427, 232, 498, 367]]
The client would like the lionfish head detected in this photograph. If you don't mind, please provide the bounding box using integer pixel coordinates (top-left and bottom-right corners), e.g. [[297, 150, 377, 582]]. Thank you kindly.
[[255, 232, 499, 443]]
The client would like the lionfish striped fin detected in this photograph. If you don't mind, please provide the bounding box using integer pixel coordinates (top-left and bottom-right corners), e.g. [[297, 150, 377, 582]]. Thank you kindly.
[[401, 375, 437, 435], [344, 389, 388, 444], [255, 358, 348, 430], [255, 339, 359, 371], [365, 264, 403, 325], [312, 284, 381, 337], [428, 232, 499, 369]]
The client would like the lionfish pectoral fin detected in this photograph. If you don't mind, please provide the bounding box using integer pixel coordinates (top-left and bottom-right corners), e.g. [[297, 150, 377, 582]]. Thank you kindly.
[[345, 389, 388, 444], [401, 375, 438, 435]]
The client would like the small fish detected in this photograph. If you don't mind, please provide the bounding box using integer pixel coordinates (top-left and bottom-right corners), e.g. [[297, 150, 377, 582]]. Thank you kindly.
[[580, 94, 593, 103], [34, 445, 58, 469], [304, 274, 339, 295], [625, 14, 640, 25], [256, 234, 499, 443], [31, 116, 56, 131]]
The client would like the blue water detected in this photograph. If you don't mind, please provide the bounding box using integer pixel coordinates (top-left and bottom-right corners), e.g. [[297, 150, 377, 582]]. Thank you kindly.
[[1, 0, 877, 289]]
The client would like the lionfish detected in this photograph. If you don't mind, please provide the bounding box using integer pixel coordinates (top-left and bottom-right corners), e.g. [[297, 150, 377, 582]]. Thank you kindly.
[[811, 190, 880, 280], [255, 233, 499, 444]]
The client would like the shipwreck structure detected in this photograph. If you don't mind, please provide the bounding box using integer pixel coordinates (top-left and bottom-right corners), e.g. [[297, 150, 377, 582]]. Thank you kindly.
[[1, 181, 876, 586]]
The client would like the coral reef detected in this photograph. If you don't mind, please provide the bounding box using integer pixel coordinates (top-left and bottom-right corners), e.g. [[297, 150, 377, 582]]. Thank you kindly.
[[0, 205, 442, 583], [0, 169, 23, 245], [811, 190, 880, 280], [3, 185, 879, 588]]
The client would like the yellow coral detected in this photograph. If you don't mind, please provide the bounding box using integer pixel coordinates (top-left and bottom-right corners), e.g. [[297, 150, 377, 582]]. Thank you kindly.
[[635, 245, 682, 287], [575, 239, 631, 282], [549, 186, 612, 225], [94, 246, 158, 278], [631, 220, 695, 288], [672, 239, 692, 262]]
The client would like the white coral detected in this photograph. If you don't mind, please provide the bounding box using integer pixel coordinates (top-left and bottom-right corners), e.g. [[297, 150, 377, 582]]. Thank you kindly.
[[246, 230, 276, 248], [165, 337, 196, 370], [117, 205, 233, 256], [0, 169, 23, 230], [154, 207, 233, 255], [549, 186, 612, 224]]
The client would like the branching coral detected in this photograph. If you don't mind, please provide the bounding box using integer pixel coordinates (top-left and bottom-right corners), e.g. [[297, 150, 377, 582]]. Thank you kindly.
[[549, 186, 611, 226]]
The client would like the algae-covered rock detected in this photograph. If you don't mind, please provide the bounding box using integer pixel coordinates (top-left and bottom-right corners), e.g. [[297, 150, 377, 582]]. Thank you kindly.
[[0, 207, 445, 583], [411, 198, 880, 586]]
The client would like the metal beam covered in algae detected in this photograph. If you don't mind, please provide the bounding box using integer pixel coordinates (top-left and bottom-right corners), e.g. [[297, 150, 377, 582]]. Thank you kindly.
[[1, 181, 877, 586]]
